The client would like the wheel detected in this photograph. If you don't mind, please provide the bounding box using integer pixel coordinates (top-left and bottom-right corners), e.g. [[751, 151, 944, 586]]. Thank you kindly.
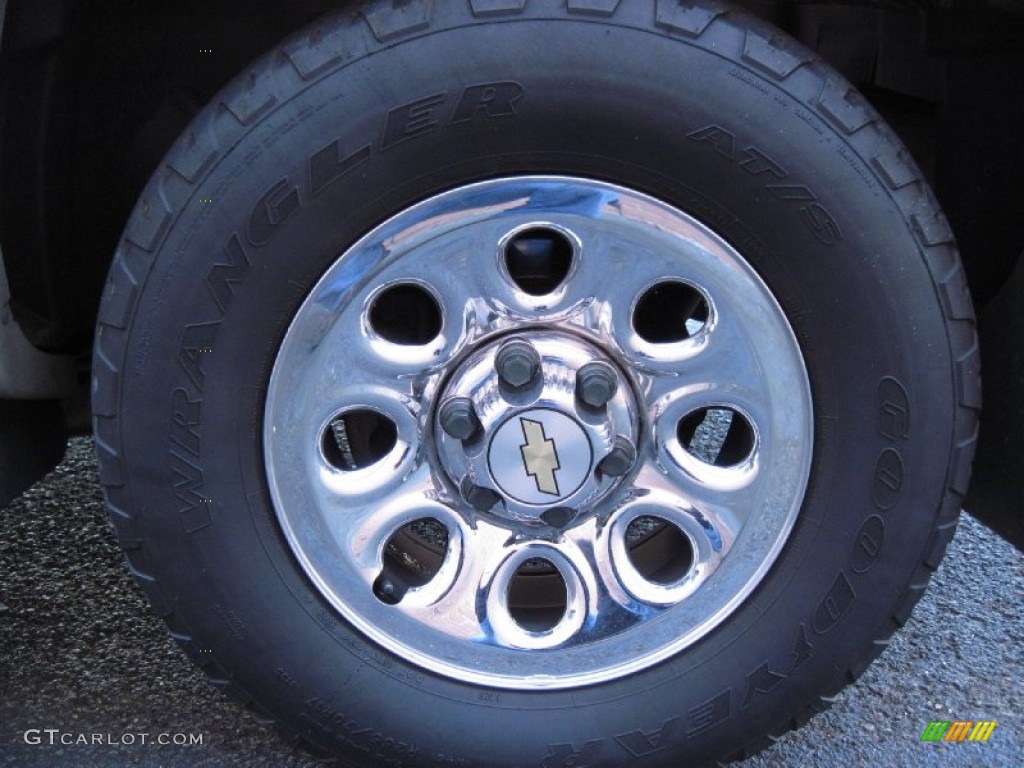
[[92, 2, 979, 766]]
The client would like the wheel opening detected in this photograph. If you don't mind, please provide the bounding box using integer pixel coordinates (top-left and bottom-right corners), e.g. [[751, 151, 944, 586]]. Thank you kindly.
[[506, 558, 567, 633], [625, 516, 694, 585], [503, 227, 574, 296], [373, 517, 449, 605], [322, 409, 398, 471], [677, 407, 755, 466], [368, 283, 442, 345], [633, 281, 709, 342]]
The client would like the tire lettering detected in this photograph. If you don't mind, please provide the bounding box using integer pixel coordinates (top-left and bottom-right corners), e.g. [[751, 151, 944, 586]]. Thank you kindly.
[[240, 83, 530, 268], [248, 178, 301, 245], [178, 322, 220, 391], [541, 740, 604, 768], [304, 697, 374, 736], [299, 711, 352, 744], [170, 450, 212, 533], [741, 661, 786, 708], [172, 327, 213, 534], [737, 146, 787, 178], [686, 689, 731, 737], [871, 448, 904, 511], [812, 572, 855, 634], [787, 375, 910, 702], [309, 140, 372, 197], [686, 124, 735, 158], [727, 66, 771, 96], [316, 606, 342, 633], [877, 377, 911, 441], [538, 691, 733, 764], [213, 603, 247, 641], [451, 81, 524, 123], [871, 376, 910, 509], [301, 699, 422, 764], [799, 202, 843, 246], [851, 515, 885, 574], [169, 388, 201, 457], [274, 666, 298, 688], [206, 234, 250, 313], [614, 717, 679, 757], [740, 623, 812, 709], [381, 92, 447, 149], [688, 124, 843, 246], [790, 622, 813, 671], [766, 184, 816, 201]]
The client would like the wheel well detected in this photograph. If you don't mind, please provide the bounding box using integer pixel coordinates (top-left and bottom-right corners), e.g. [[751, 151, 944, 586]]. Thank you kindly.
[[0, 0, 342, 353]]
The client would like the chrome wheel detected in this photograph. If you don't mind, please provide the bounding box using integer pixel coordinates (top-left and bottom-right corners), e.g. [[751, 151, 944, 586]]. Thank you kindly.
[[264, 176, 813, 689]]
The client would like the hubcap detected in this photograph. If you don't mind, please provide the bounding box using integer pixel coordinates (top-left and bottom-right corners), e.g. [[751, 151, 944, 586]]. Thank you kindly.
[[264, 176, 813, 688]]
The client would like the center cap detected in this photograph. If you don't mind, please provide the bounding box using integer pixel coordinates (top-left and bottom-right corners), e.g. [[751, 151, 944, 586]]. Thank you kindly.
[[434, 331, 639, 524], [488, 409, 592, 505]]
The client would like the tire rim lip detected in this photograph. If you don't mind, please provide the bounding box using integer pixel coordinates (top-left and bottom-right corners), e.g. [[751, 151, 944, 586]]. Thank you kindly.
[[264, 175, 814, 689]]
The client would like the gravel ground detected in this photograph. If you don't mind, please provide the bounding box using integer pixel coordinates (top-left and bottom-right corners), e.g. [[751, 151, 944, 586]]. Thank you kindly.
[[1, 436, 1021, 767]]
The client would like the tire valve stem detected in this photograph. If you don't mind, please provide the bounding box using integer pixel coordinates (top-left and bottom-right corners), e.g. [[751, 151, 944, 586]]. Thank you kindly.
[[373, 573, 403, 605]]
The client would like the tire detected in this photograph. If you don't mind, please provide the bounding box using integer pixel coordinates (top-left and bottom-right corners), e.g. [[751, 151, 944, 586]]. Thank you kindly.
[[92, 2, 980, 766]]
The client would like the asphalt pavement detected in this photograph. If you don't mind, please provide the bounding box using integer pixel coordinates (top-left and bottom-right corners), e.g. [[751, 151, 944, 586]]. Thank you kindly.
[[1, 437, 1021, 767]]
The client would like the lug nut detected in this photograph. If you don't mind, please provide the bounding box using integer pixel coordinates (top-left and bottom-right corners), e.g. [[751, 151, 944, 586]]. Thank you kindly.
[[495, 340, 540, 389], [576, 361, 618, 408], [439, 397, 480, 441], [598, 436, 637, 477], [461, 477, 502, 511]]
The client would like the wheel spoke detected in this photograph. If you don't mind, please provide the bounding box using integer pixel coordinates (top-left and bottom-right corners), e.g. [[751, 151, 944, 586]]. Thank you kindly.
[[399, 517, 508, 642], [335, 464, 443, 572], [636, 297, 762, 394], [630, 459, 744, 555], [403, 519, 597, 650]]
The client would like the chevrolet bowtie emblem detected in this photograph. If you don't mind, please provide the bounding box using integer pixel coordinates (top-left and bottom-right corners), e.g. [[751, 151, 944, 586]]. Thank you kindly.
[[519, 418, 561, 496]]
